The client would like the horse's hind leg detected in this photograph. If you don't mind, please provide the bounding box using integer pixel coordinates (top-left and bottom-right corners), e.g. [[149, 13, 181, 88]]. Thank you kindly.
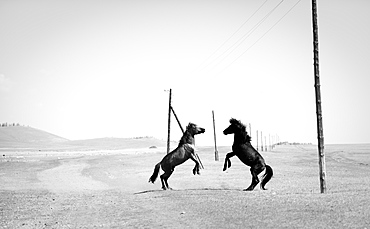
[[163, 171, 173, 190], [244, 168, 260, 191], [245, 165, 266, 191], [160, 174, 166, 190], [160, 169, 173, 190]]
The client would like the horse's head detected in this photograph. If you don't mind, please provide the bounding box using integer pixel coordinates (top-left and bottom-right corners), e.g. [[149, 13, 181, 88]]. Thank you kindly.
[[187, 123, 205, 135], [223, 118, 246, 135]]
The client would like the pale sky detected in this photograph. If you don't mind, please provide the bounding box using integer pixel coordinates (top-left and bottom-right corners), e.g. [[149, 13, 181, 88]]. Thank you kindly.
[[1, 0, 370, 146]]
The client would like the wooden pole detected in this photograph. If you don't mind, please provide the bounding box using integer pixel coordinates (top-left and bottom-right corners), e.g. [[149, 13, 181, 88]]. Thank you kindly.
[[269, 134, 271, 151], [167, 89, 172, 154], [311, 0, 326, 193], [249, 123, 252, 139], [212, 110, 219, 161], [261, 131, 263, 151], [256, 130, 259, 150]]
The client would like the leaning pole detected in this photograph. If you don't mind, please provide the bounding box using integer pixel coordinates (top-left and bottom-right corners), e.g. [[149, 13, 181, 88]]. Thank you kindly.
[[311, 0, 326, 193], [212, 110, 219, 161]]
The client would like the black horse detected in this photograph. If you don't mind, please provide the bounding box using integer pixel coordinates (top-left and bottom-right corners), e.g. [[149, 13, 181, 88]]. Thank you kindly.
[[149, 123, 205, 190], [223, 118, 273, 191]]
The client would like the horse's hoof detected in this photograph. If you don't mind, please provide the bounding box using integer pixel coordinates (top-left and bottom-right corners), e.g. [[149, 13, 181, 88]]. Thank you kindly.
[[243, 188, 253, 191]]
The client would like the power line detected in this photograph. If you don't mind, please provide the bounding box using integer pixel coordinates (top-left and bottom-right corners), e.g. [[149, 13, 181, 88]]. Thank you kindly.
[[222, 0, 303, 72], [197, 0, 270, 70], [211, 0, 285, 70]]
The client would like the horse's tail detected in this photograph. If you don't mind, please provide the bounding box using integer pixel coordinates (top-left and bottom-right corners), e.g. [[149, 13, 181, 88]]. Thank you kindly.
[[148, 162, 161, 183], [261, 164, 273, 190]]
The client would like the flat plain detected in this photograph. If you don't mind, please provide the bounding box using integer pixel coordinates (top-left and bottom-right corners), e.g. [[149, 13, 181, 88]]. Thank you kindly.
[[1, 142, 369, 228]]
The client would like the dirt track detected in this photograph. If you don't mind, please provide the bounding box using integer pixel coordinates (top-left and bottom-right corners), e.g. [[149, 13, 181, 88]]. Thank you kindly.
[[1, 145, 369, 228]]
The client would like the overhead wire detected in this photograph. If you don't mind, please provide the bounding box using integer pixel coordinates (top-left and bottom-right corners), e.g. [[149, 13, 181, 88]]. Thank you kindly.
[[222, 0, 303, 72], [211, 0, 285, 70], [197, 0, 270, 71]]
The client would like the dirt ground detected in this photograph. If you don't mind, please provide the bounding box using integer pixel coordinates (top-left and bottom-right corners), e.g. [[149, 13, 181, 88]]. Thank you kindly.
[[1, 144, 369, 228]]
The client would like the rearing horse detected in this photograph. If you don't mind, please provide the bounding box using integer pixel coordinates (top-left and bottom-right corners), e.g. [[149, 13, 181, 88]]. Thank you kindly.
[[149, 123, 205, 190], [223, 118, 273, 191]]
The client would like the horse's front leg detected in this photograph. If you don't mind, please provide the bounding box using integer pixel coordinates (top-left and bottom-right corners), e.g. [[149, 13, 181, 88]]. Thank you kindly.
[[223, 152, 236, 171], [189, 153, 201, 175]]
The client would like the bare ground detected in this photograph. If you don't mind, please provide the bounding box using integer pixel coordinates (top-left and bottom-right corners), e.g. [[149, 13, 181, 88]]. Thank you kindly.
[[1, 145, 369, 228]]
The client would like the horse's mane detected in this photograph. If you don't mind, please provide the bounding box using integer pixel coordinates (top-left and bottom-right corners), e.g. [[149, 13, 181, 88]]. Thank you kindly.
[[230, 118, 251, 143]]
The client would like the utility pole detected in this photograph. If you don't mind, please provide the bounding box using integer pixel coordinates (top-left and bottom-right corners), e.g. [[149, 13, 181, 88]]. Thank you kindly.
[[269, 134, 271, 151], [249, 123, 252, 146], [261, 131, 263, 151], [312, 0, 326, 193], [167, 89, 172, 154], [165, 89, 204, 168]]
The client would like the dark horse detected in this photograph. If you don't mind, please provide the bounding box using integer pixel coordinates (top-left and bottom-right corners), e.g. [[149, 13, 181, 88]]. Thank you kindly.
[[223, 118, 273, 191], [149, 123, 205, 190]]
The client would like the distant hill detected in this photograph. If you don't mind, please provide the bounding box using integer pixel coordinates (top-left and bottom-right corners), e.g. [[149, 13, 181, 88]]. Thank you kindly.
[[0, 126, 68, 144], [67, 137, 168, 151], [0, 126, 169, 151]]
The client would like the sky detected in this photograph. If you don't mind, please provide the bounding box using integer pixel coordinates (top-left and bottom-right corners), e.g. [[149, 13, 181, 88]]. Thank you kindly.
[[1, 0, 370, 146]]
